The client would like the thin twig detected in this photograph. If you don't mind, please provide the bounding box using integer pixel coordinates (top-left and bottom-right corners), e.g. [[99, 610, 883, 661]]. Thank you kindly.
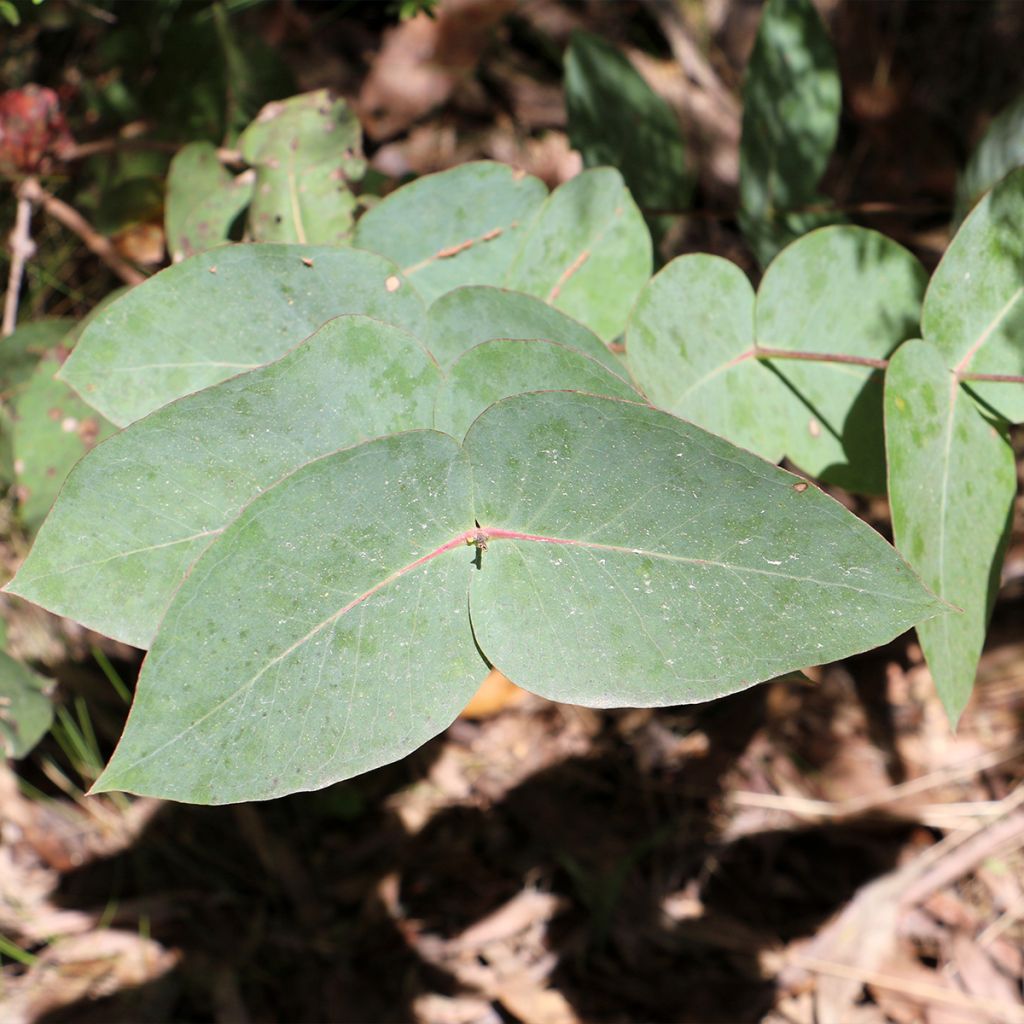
[[2, 182, 35, 336], [19, 177, 145, 287], [732, 740, 1024, 821], [794, 953, 1024, 1023]]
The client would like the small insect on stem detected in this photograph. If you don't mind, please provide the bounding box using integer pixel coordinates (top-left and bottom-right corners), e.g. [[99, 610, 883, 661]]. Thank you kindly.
[[466, 520, 488, 551]]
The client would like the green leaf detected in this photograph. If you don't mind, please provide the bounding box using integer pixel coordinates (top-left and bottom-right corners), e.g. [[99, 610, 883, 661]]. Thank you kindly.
[[425, 285, 620, 371], [625, 253, 794, 460], [433, 339, 640, 437], [0, 651, 52, 759], [505, 168, 652, 341], [240, 90, 365, 245], [756, 226, 926, 492], [353, 162, 548, 304], [0, 319, 75, 395], [165, 142, 253, 261], [738, 0, 841, 265], [90, 392, 942, 803], [627, 229, 926, 493], [956, 92, 1024, 224], [564, 31, 689, 213], [93, 431, 482, 804], [469, 393, 940, 707], [59, 244, 426, 426], [12, 357, 116, 531], [0, 319, 77, 487], [885, 340, 1015, 724], [923, 166, 1024, 423], [8, 317, 441, 649]]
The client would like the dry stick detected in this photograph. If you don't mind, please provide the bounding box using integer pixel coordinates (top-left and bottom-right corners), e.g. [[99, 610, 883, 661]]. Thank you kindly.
[[19, 177, 145, 287], [732, 740, 1024, 821], [2, 183, 35, 336], [754, 346, 1024, 385], [794, 954, 1024, 1024]]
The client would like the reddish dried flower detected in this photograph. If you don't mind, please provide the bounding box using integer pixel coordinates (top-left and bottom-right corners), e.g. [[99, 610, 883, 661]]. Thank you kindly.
[[0, 85, 76, 176]]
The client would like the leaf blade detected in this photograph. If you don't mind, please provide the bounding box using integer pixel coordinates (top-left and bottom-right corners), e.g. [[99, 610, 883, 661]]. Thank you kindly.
[[353, 162, 548, 304], [8, 317, 442, 649], [467, 392, 944, 706], [59, 244, 425, 426], [885, 339, 1016, 724], [91, 431, 482, 804]]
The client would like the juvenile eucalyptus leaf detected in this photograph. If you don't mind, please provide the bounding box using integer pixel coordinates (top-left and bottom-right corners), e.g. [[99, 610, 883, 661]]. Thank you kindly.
[[59, 245, 425, 426], [240, 90, 365, 245], [432, 339, 640, 437], [468, 393, 941, 706], [956, 92, 1024, 224], [353, 162, 548, 304], [0, 651, 52, 759], [505, 168, 652, 341], [885, 340, 1015, 724], [93, 431, 482, 804], [564, 31, 689, 216], [625, 253, 793, 460], [12, 357, 116, 531], [739, 0, 841, 265], [88, 392, 942, 803], [923, 167, 1024, 423], [8, 317, 441, 649], [425, 285, 620, 371], [165, 142, 253, 261], [756, 226, 926, 492]]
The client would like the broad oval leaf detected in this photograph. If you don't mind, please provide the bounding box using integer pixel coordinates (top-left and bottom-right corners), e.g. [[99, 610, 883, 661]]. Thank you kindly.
[[165, 142, 253, 261], [89, 391, 942, 803], [7, 316, 441, 649], [885, 339, 1016, 725], [923, 166, 1024, 423], [756, 226, 926, 492], [353, 162, 548, 304], [564, 30, 689, 213], [504, 167, 652, 340], [92, 431, 482, 804], [432, 339, 640, 438], [0, 651, 52, 759], [426, 285, 620, 371], [467, 393, 943, 707], [738, 0, 841, 265], [240, 90, 365, 245], [59, 244, 425, 426], [625, 253, 793, 460]]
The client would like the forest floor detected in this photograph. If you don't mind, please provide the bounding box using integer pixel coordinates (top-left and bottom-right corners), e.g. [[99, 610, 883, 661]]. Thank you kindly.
[[1, 2, 1023, 1022]]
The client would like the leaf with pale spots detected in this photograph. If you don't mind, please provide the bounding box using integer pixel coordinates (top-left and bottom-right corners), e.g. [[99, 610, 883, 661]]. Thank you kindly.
[[353, 162, 548, 305], [12, 356, 116, 531], [86, 392, 941, 803], [885, 340, 1015, 725]]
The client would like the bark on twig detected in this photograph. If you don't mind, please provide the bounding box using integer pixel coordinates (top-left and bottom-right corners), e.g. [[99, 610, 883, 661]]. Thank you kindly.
[[2, 183, 35, 336], [19, 177, 145, 287]]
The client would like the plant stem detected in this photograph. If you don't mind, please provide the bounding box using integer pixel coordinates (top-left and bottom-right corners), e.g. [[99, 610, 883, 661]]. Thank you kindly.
[[19, 177, 145, 287], [753, 346, 1024, 385], [2, 182, 35, 337], [754, 346, 888, 369]]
